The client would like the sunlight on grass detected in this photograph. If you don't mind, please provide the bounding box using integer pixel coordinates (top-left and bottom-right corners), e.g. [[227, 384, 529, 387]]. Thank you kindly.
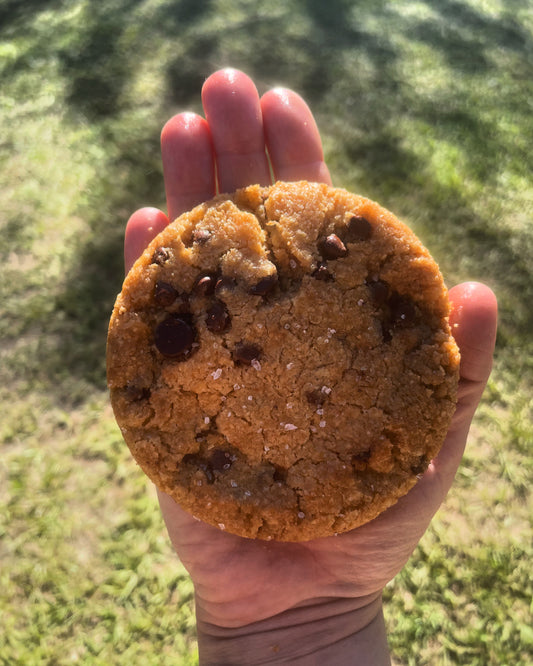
[[1, 396, 198, 664], [1, 0, 531, 663]]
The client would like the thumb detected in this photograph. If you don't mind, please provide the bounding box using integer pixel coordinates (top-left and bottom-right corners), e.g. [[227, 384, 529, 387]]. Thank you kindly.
[[389, 281, 498, 522], [432, 281, 498, 482], [448, 281, 498, 422], [449, 281, 498, 384]]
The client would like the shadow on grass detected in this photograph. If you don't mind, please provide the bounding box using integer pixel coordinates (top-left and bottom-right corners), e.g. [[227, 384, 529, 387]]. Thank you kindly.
[[33, 1, 217, 403], [58, 0, 214, 119], [47, 124, 167, 403], [59, 0, 154, 119], [295, 0, 399, 101], [405, 0, 532, 76], [341, 121, 533, 353], [165, 30, 219, 107], [28, 0, 532, 403], [425, 0, 530, 53], [0, 0, 61, 32]]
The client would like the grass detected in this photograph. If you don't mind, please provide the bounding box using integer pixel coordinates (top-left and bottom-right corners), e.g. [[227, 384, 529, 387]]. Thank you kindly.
[[1, 0, 532, 663]]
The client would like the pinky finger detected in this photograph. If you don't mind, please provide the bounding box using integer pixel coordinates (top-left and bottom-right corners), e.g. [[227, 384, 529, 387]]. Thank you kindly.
[[124, 207, 169, 274]]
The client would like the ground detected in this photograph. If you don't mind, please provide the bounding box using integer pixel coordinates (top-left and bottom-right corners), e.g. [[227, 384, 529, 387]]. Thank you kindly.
[[0, 1, 531, 664]]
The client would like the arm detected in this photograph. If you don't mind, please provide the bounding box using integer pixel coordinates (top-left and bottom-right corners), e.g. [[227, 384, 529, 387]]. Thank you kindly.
[[123, 68, 498, 665], [196, 595, 389, 665]]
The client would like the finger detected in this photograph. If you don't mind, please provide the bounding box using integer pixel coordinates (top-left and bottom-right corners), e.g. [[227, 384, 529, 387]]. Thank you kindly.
[[448, 281, 498, 385], [124, 207, 169, 273], [366, 282, 498, 527], [261, 88, 332, 184], [202, 68, 271, 192], [404, 282, 496, 503], [427, 281, 498, 478], [161, 112, 216, 222]]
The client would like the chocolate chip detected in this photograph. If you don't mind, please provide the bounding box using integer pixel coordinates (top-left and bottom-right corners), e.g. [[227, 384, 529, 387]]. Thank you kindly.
[[124, 385, 150, 402], [154, 281, 179, 307], [194, 274, 217, 296], [249, 273, 278, 296], [272, 465, 287, 483], [318, 234, 348, 260], [182, 453, 214, 484], [312, 262, 334, 281], [154, 316, 196, 357], [366, 279, 390, 306], [388, 293, 417, 326], [351, 450, 371, 471], [215, 276, 237, 295], [210, 449, 233, 472], [346, 215, 373, 241], [352, 450, 371, 463], [151, 247, 170, 265], [306, 388, 326, 406], [233, 342, 261, 365], [381, 292, 417, 343], [411, 456, 428, 476], [193, 228, 211, 244], [206, 300, 230, 333], [381, 324, 392, 343]]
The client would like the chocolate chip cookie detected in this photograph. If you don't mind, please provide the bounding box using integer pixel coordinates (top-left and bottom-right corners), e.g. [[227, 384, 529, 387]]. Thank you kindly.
[[107, 181, 460, 541]]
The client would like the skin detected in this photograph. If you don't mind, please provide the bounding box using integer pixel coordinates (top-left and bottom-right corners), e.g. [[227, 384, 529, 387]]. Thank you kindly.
[[123, 68, 498, 663]]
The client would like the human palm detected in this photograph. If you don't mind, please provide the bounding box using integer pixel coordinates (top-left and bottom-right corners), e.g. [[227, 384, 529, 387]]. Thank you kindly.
[[124, 69, 497, 630]]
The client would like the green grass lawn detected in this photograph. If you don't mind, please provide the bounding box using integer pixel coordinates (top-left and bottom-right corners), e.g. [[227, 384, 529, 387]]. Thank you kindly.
[[1, 1, 532, 663]]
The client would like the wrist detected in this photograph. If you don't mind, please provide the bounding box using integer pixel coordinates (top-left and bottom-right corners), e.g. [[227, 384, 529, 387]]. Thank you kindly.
[[195, 593, 390, 665]]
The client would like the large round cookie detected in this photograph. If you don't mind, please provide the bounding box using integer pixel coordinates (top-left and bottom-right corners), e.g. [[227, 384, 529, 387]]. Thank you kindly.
[[107, 181, 460, 541]]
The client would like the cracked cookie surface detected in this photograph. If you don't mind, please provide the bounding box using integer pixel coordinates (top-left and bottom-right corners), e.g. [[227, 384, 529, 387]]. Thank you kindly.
[[107, 181, 460, 541]]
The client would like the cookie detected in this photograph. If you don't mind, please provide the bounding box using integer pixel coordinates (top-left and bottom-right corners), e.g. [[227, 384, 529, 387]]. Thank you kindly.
[[107, 181, 460, 541]]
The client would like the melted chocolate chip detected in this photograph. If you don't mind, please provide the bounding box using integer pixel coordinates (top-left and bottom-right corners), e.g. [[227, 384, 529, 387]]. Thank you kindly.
[[233, 342, 261, 365], [318, 234, 348, 260], [249, 273, 278, 296], [346, 215, 373, 241], [182, 453, 214, 484], [366, 279, 390, 306], [381, 324, 392, 343], [151, 247, 170, 265], [388, 293, 417, 326], [154, 281, 179, 307], [154, 316, 196, 357], [210, 449, 233, 472], [272, 465, 287, 483], [124, 385, 150, 402], [206, 300, 231, 333], [312, 262, 334, 281], [194, 274, 217, 297], [306, 388, 327, 406], [351, 450, 371, 471], [381, 292, 418, 343]]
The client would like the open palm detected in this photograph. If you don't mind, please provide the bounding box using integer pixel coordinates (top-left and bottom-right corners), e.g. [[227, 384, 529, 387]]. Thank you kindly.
[[123, 69, 497, 630]]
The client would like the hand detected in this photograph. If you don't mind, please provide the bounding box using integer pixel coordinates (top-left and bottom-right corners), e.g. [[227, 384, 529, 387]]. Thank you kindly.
[[123, 69, 498, 664]]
